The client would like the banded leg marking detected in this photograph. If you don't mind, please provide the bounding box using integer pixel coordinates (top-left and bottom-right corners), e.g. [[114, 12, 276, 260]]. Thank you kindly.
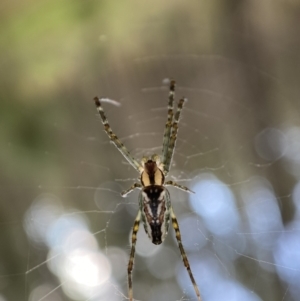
[[171, 207, 202, 301], [165, 180, 194, 194], [121, 183, 142, 197], [94, 97, 143, 173], [161, 80, 176, 171], [128, 210, 141, 301], [164, 97, 187, 175]]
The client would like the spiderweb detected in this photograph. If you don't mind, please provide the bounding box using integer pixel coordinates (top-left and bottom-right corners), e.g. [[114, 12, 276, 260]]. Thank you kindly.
[[1, 1, 300, 301]]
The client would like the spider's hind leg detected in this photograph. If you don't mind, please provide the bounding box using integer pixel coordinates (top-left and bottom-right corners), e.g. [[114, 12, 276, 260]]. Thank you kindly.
[[128, 210, 141, 301], [171, 207, 202, 301]]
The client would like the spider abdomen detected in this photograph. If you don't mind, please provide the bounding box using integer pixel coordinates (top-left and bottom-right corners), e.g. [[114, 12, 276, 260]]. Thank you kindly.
[[139, 186, 171, 245]]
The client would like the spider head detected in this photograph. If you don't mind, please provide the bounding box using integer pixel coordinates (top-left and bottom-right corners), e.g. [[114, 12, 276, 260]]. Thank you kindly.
[[141, 156, 165, 187], [144, 159, 157, 174]]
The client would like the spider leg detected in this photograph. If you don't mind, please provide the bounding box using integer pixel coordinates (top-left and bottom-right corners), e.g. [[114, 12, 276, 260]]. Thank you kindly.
[[121, 183, 142, 197], [128, 210, 141, 301], [161, 80, 176, 171], [94, 97, 143, 173], [171, 207, 202, 301], [165, 180, 194, 194], [164, 97, 187, 175]]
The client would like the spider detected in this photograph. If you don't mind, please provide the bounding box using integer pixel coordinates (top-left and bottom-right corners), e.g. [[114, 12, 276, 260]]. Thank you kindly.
[[94, 80, 202, 301]]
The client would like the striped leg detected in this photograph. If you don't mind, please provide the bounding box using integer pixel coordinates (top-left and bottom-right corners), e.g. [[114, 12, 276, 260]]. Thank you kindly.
[[164, 98, 187, 175], [161, 80, 176, 172], [121, 183, 142, 197], [165, 180, 194, 194], [94, 97, 143, 173], [171, 208, 202, 301], [128, 210, 141, 301]]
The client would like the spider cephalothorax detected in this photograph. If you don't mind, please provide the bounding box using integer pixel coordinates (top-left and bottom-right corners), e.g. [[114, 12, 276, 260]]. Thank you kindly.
[[141, 158, 165, 186], [94, 80, 202, 301]]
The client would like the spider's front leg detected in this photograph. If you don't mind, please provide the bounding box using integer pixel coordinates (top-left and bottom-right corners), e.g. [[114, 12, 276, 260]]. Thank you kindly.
[[164, 97, 187, 175], [94, 97, 143, 173], [161, 80, 176, 173]]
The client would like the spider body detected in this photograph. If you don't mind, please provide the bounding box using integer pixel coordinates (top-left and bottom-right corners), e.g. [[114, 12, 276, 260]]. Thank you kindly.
[[94, 80, 202, 301]]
